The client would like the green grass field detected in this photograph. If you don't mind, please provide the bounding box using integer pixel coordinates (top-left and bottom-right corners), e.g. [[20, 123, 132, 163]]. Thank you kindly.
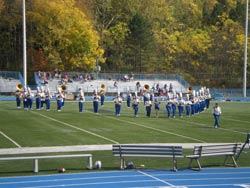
[[0, 100, 249, 176]]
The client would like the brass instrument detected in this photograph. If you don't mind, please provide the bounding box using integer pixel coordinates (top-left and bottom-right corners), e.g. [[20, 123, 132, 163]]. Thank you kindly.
[[144, 84, 149, 91], [16, 83, 23, 91], [100, 84, 105, 90], [187, 86, 193, 94], [61, 85, 67, 92]]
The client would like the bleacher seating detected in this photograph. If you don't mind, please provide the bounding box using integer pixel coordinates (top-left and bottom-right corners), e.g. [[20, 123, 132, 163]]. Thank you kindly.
[[0, 77, 20, 93], [43, 79, 186, 95]]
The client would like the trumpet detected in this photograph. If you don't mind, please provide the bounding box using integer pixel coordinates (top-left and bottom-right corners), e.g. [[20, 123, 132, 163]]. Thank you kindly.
[[16, 83, 23, 91]]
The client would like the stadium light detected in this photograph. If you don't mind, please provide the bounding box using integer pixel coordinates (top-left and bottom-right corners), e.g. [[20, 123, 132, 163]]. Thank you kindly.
[[243, 0, 249, 97], [22, 0, 27, 87]]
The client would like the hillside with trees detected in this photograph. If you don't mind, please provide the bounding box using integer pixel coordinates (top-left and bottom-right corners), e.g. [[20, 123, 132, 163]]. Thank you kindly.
[[0, 0, 248, 88]]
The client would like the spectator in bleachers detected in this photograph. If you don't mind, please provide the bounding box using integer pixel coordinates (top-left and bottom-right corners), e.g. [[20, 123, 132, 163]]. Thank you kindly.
[[129, 72, 134, 81], [169, 83, 173, 92]]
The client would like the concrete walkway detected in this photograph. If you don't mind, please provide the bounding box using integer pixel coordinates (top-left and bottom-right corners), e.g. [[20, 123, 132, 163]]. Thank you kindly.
[[0, 143, 241, 155]]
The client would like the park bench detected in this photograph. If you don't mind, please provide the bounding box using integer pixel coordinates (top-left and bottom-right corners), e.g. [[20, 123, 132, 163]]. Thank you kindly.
[[186, 143, 241, 170], [112, 144, 184, 171], [0, 146, 93, 173]]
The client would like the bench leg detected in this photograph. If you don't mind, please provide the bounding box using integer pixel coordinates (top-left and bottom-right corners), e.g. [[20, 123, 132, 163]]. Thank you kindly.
[[34, 159, 39, 173], [172, 158, 177, 172], [224, 156, 238, 167], [196, 159, 202, 170], [231, 156, 238, 167], [188, 159, 193, 169], [87, 156, 93, 170], [120, 158, 125, 169], [223, 155, 229, 166], [189, 158, 202, 170]]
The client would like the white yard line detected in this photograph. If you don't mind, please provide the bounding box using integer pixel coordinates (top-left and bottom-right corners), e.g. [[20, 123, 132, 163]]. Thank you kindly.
[[103, 115, 206, 143], [0, 131, 22, 148], [31, 111, 119, 144], [175, 118, 247, 135]]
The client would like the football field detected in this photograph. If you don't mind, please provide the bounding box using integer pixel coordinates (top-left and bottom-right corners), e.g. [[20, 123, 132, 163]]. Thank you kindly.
[[0, 100, 249, 176]]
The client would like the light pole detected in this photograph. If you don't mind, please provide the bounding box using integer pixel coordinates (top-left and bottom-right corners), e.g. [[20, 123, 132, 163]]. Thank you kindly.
[[22, 0, 27, 87], [243, 0, 249, 97]]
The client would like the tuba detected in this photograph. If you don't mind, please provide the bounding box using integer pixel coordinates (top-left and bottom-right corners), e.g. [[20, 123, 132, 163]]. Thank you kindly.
[[187, 86, 193, 94], [144, 84, 150, 91], [100, 84, 105, 90], [16, 83, 23, 91], [61, 85, 67, 92]]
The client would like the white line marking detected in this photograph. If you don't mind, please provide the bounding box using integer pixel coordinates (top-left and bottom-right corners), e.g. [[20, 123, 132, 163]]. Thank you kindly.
[[104, 115, 206, 143], [175, 118, 247, 135], [31, 112, 119, 144], [0, 131, 21, 148], [237, 184, 250, 188], [138, 170, 187, 188]]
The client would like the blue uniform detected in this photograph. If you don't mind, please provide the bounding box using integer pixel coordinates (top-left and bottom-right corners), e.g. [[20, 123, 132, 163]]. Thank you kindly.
[[15, 90, 22, 108], [45, 92, 51, 111], [126, 94, 131, 108], [145, 100, 152, 117], [100, 90, 105, 106], [166, 99, 172, 118], [177, 99, 185, 118], [93, 94, 100, 113], [132, 97, 140, 117], [56, 93, 64, 112], [114, 96, 123, 116], [212, 103, 222, 128]]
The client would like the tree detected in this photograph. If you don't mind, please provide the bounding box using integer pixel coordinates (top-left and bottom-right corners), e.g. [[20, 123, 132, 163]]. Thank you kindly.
[[27, 0, 104, 72]]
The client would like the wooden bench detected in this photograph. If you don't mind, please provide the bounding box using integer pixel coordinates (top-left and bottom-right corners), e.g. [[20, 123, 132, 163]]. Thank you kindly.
[[0, 146, 93, 173], [186, 143, 241, 170], [112, 144, 184, 171]]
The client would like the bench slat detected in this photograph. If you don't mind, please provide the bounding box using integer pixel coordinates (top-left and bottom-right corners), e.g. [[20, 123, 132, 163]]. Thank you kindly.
[[112, 144, 183, 171], [0, 154, 92, 161], [187, 143, 241, 170]]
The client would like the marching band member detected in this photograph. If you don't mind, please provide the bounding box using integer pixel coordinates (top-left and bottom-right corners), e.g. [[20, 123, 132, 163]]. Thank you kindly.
[[185, 95, 192, 117], [56, 87, 64, 112], [78, 87, 85, 113], [40, 86, 46, 110], [212, 103, 222, 128], [145, 97, 152, 118], [132, 93, 140, 117], [15, 87, 22, 109], [165, 94, 172, 118], [177, 92, 185, 118], [45, 88, 52, 111], [204, 87, 212, 109], [92, 90, 100, 114], [35, 87, 42, 110], [126, 90, 132, 108], [61, 90, 66, 108], [191, 90, 196, 116], [27, 87, 34, 110], [22, 87, 29, 110], [114, 92, 123, 116], [171, 92, 178, 118], [100, 87, 105, 107], [154, 94, 160, 118]]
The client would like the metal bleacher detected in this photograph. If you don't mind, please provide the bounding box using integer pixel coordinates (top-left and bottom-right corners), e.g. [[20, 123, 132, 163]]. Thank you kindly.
[[44, 78, 186, 95]]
